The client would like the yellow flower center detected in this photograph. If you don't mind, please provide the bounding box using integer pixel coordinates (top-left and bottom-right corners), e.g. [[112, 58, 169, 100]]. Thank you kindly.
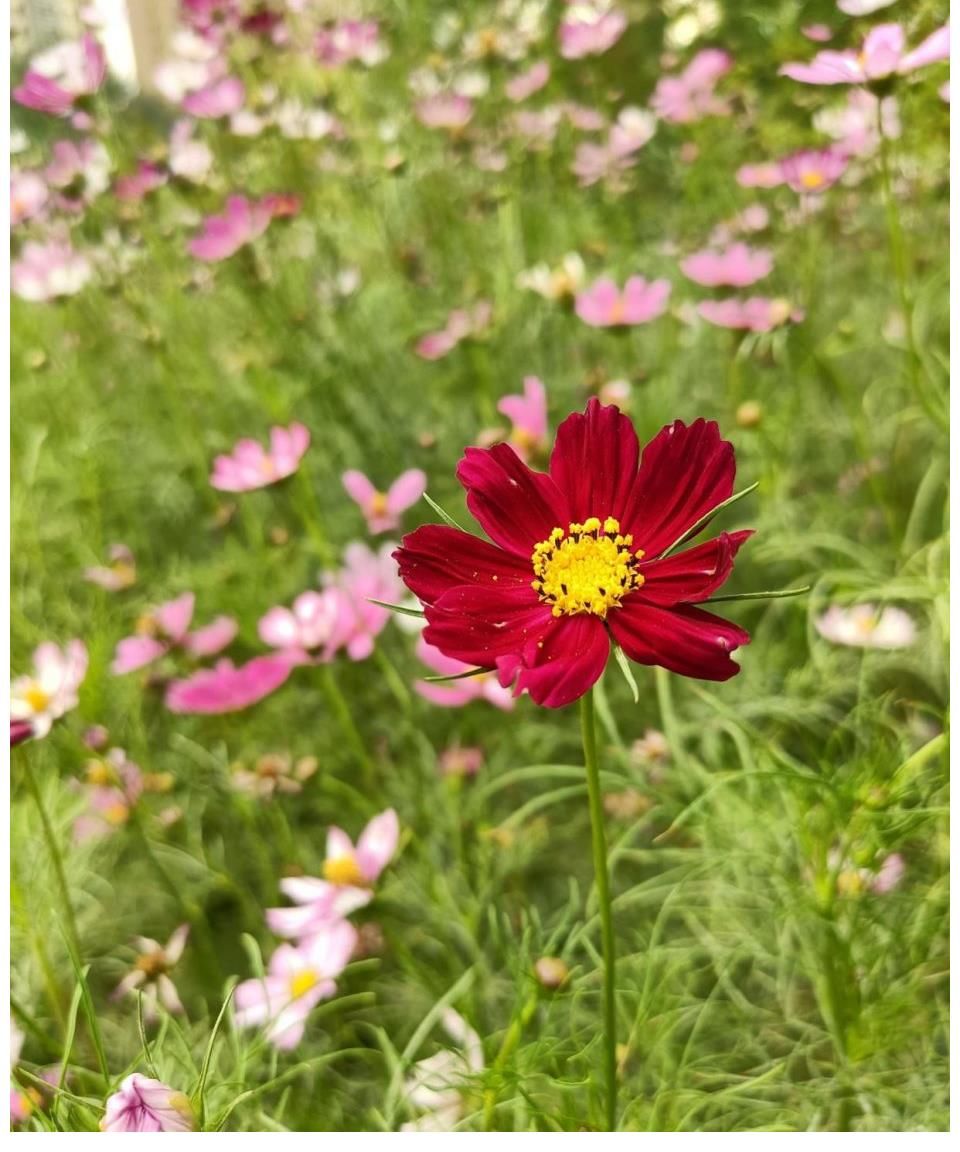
[[800, 171, 825, 190], [532, 518, 644, 619], [322, 853, 367, 887], [369, 491, 389, 518], [22, 682, 51, 714], [289, 970, 319, 999], [104, 802, 131, 826]]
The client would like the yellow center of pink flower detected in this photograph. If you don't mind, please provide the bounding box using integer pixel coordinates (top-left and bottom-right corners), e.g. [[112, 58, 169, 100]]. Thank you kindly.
[[532, 517, 644, 619], [289, 970, 319, 999], [323, 853, 366, 887], [369, 491, 389, 518], [800, 171, 825, 190], [22, 682, 51, 714]]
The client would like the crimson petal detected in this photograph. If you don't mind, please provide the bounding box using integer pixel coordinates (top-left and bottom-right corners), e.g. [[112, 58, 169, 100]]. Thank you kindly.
[[622, 419, 735, 559], [423, 583, 552, 669], [394, 524, 531, 606], [637, 530, 753, 606], [457, 443, 569, 557], [548, 398, 640, 523], [497, 613, 610, 709], [608, 599, 749, 681]]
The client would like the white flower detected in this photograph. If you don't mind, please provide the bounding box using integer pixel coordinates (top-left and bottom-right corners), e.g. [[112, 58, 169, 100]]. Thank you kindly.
[[10, 640, 88, 739], [815, 604, 916, 649], [112, 925, 190, 1020], [517, 252, 586, 300], [401, 1010, 484, 1132]]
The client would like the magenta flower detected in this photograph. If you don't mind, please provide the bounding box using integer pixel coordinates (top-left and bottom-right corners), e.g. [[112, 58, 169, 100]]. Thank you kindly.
[[111, 593, 237, 674], [114, 161, 167, 202], [210, 422, 310, 491], [188, 195, 273, 262], [258, 589, 347, 661], [698, 297, 802, 332], [651, 49, 733, 123], [559, 3, 628, 60], [681, 243, 773, 288], [266, 810, 399, 940], [234, 921, 357, 1050], [342, 469, 427, 534], [497, 375, 549, 460], [322, 542, 404, 660], [779, 147, 848, 194], [415, 301, 492, 360], [101, 1075, 194, 1133], [12, 239, 92, 302], [182, 75, 245, 118], [165, 655, 295, 714], [780, 22, 949, 85], [415, 93, 474, 132], [10, 171, 48, 227], [506, 61, 550, 102], [13, 34, 106, 116], [575, 277, 671, 328], [414, 636, 515, 710]]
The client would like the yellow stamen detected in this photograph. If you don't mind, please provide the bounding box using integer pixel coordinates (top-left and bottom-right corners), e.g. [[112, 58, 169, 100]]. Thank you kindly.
[[322, 853, 367, 887], [800, 171, 825, 190], [532, 518, 644, 619], [22, 683, 51, 713], [369, 491, 389, 518], [289, 970, 318, 999]]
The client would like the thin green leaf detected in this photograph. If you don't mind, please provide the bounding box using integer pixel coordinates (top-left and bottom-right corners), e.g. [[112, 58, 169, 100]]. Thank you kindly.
[[613, 644, 639, 704], [137, 993, 160, 1080], [367, 598, 425, 618], [422, 666, 488, 683], [62, 933, 110, 1087], [193, 978, 238, 1125], [57, 976, 85, 1100], [423, 492, 467, 532], [705, 585, 810, 604], [660, 481, 759, 558]]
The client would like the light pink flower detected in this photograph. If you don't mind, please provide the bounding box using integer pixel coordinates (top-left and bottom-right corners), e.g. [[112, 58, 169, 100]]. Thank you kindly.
[[165, 655, 296, 714], [697, 296, 802, 332], [210, 422, 310, 491], [506, 61, 550, 102], [258, 589, 345, 661], [575, 276, 671, 327], [780, 22, 949, 85], [72, 748, 145, 842], [497, 376, 548, 460], [559, 4, 628, 60], [12, 239, 92, 301], [315, 20, 386, 67], [111, 593, 237, 674], [266, 810, 399, 940], [182, 75, 245, 118], [415, 93, 474, 132], [114, 162, 167, 202], [188, 195, 273, 262], [870, 852, 905, 893], [779, 147, 848, 194], [415, 302, 491, 360], [10, 640, 87, 742], [168, 119, 213, 182], [651, 49, 733, 123], [11, 171, 48, 227], [815, 89, 900, 157], [234, 922, 357, 1049], [13, 34, 106, 116], [815, 604, 916, 648], [439, 746, 484, 778], [838, 0, 897, 13], [342, 469, 427, 534], [414, 636, 515, 710], [681, 243, 773, 287], [84, 544, 136, 591], [736, 162, 786, 189], [45, 139, 110, 209], [101, 1074, 194, 1133], [322, 542, 404, 660], [112, 925, 189, 1019], [803, 25, 833, 43], [512, 107, 562, 148]]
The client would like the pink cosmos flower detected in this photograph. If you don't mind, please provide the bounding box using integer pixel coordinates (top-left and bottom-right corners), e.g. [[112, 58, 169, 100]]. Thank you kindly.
[[182, 75, 245, 118], [12, 239, 92, 301], [414, 636, 515, 710], [101, 1074, 194, 1133], [498, 376, 548, 460], [803, 25, 833, 43], [871, 852, 905, 894], [681, 243, 773, 287], [10, 171, 48, 227], [112, 925, 189, 1019], [84, 543, 136, 591], [234, 921, 357, 1050], [188, 195, 273, 262], [815, 89, 900, 157], [13, 34, 106, 116], [571, 107, 655, 187], [506, 61, 550, 102], [779, 147, 848, 194], [698, 297, 802, 332], [114, 162, 167, 202], [111, 593, 237, 674], [651, 49, 733, 123], [415, 302, 492, 360], [44, 139, 110, 210], [315, 20, 385, 67], [342, 469, 427, 533], [210, 422, 310, 491], [439, 745, 485, 778], [559, 3, 628, 60], [575, 277, 671, 327], [72, 748, 144, 842], [780, 22, 949, 85], [815, 604, 915, 648], [512, 107, 562, 148], [736, 162, 785, 189], [266, 810, 399, 940], [165, 655, 296, 714], [258, 589, 346, 662], [10, 640, 87, 742], [322, 542, 404, 660], [415, 93, 474, 132], [168, 119, 213, 182]]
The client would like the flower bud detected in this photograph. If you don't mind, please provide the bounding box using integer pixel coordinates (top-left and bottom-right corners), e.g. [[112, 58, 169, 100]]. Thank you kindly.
[[534, 956, 569, 990]]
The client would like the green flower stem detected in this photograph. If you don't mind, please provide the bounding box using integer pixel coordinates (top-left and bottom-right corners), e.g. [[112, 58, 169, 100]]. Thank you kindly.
[[22, 762, 82, 963], [321, 666, 375, 789], [482, 989, 540, 1130], [581, 687, 618, 1132]]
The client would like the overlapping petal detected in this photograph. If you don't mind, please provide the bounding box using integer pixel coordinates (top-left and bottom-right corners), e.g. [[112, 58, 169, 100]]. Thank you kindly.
[[548, 398, 640, 523], [496, 614, 609, 708], [394, 524, 531, 605], [637, 530, 753, 605], [608, 601, 749, 681], [423, 584, 552, 668]]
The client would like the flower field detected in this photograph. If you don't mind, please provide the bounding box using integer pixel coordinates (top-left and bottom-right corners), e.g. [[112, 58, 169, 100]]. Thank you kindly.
[[9, 0, 950, 1134]]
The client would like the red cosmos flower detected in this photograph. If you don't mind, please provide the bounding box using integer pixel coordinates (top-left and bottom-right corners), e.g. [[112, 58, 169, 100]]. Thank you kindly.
[[394, 400, 752, 709]]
